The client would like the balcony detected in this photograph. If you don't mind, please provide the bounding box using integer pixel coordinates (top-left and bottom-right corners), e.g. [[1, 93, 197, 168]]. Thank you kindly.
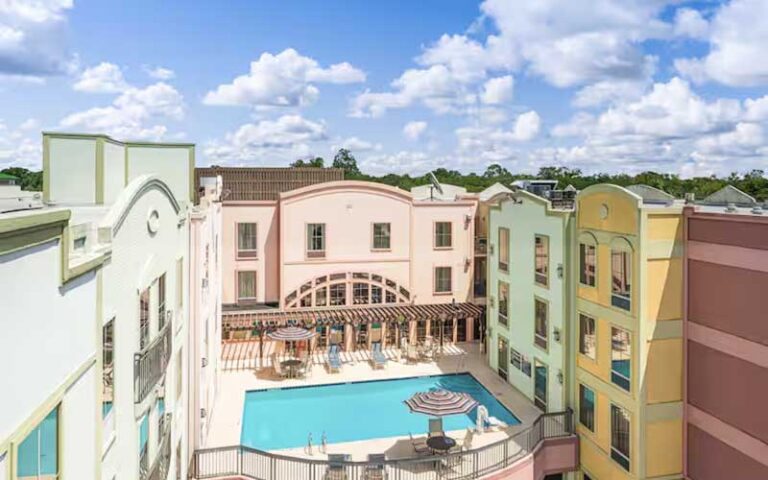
[[140, 413, 172, 480], [134, 316, 173, 404], [475, 237, 488, 255]]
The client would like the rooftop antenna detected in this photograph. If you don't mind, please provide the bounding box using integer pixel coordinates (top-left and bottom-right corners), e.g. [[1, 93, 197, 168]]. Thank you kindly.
[[428, 171, 444, 201]]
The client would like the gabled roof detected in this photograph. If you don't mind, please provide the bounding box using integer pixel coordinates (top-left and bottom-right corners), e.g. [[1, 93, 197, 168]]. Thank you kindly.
[[478, 182, 513, 202], [626, 184, 675, 205], [701, 185, 757, 207]]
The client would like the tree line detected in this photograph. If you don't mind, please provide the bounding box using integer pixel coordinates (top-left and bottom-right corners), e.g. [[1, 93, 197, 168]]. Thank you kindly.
[[4, 148, 768, 202], [298, 149, 768, 202]]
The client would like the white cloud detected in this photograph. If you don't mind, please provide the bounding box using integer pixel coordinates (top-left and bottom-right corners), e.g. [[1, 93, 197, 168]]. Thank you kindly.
[[332, 136, 381, 152], [60, 82, 185, 140], [573, 79, 648, 108], [542, 77, 768, 174], [144, 65, 175, 80], [351, 64, 475, 117], [403, 121, 428, 141], [0, 0, 75, 78], [204, 115, 328, 164], [674, 8, 709, 40], [359, 150, 440, 175], [512, 110, 541, 141], [203, 49, 365, 108], [481, 75, 513, 105], [675, 0, 768, 86], [480, 0, 669, 88], [0, 119, 44, 168], [73, 62, 129, 93]]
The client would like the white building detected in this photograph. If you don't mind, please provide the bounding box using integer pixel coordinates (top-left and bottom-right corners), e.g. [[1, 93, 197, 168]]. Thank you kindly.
[[0, 132, 222, 480]]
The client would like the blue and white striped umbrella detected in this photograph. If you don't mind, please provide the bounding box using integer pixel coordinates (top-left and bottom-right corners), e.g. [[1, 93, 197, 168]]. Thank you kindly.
[[267, 326, 316, 341]]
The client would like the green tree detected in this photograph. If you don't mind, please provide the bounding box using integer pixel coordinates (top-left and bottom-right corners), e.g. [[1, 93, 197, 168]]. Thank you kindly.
[[290, 157, 324, 168], [332, 148, 361, 177], [0, 167, 42, 191]]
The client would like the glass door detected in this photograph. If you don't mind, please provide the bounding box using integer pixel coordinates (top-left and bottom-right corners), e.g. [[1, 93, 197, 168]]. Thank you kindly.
[[497, 336, 509, 380], [534, 359, 548, 411]]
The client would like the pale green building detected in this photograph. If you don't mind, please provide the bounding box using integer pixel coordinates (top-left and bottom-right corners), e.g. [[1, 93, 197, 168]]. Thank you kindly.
[[486, 187, 575, 413]]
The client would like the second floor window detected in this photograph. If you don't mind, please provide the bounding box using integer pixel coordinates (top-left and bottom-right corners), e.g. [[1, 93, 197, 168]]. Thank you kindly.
[[579, 242, 596, 286], [237, 271, 257, 302], [434, 222, 452, 248], [498, 227, 509, 272], [535, 235, 549, 286], [307, 223, 326, 257], [534, 298, 548, 350], [434, 266, 452, 293], [498, 281, 509, 326], [611, 248, 631, 310], [372, 223, 391, 250], [237, 223, 258, 258]]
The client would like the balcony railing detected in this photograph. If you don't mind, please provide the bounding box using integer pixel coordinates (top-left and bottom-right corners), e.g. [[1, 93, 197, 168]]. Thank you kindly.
[[190, 409, 574, 480], [474, 237, 488, 255], [140, 413, 172, 480], [134, 318, 173, 404]]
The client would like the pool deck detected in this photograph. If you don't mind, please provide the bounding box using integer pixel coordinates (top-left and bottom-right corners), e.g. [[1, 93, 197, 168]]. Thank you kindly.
[[205, 342, 543, 461]]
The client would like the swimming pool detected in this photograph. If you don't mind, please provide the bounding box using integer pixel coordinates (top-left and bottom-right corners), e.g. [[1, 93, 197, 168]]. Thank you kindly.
[[241, 373, 521, 450]]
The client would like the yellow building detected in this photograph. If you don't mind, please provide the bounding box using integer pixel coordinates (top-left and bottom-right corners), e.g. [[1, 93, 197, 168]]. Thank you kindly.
[[571, 185, 684, 480]]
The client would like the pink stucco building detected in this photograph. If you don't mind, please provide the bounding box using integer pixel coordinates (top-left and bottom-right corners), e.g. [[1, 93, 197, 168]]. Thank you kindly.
[[201, 167, 495, 344]]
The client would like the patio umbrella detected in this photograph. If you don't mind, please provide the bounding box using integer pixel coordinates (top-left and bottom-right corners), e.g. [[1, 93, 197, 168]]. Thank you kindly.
[[267, 326, 316, 356], [404, 389, 479, 417], [267, 326, 316, 341]]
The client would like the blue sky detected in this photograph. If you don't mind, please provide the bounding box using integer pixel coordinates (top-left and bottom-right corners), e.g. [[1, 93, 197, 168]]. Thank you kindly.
[[1, 0, 768, 177]]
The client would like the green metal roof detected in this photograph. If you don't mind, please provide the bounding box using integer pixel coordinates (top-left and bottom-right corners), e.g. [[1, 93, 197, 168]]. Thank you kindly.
[[0, 173, 18, 180]]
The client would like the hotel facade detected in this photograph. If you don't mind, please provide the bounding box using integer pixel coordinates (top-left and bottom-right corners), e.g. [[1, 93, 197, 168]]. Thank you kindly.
[[682, 196, 768, 480], [573, 185, 684, 480], [0, 133, 222, 480], [486, 187, 575, 414]]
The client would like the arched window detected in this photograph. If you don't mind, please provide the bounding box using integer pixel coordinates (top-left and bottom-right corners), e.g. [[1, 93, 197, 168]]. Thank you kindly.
[[578, 232, 598, 287], [610, 237, 633, 311], [285, 272, 410, 309]]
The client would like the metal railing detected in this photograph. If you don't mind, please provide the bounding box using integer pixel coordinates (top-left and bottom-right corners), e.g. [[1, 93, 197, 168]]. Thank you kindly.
[[141, 413, 172, 480], [134, 319, 173, 404], [190, 409, 573, 480]]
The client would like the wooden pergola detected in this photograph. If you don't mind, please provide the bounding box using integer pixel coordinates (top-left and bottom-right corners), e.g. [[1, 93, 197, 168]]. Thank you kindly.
[[223, 302, 483, 338]]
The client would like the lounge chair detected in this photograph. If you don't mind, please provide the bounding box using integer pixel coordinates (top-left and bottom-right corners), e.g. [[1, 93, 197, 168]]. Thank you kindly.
[[324, 454, 351, 480], [364, 454, 388, 480], [371, 342, 387, 369], [457, 428, 474, 451], [428, 418, 444, 438], [272, 354, 287, 378], [327, 344, 342, 373], [406, 345, 420, 363], [408, 433, 431, 456]]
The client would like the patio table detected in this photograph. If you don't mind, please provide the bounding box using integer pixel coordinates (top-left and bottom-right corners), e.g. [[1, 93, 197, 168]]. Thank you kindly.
[[427, 435, 456, 453], [281, 358, 303, 378]]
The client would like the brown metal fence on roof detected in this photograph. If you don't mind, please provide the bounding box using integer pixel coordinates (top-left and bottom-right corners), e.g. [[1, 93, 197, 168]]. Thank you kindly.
[[195, 166, 344, 202]]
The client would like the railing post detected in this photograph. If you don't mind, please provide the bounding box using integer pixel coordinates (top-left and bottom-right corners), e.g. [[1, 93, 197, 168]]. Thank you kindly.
[[238, 445, 243, 476]]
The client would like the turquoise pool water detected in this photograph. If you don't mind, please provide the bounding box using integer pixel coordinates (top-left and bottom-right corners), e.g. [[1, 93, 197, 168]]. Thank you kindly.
[[241, 373, 521, 450]]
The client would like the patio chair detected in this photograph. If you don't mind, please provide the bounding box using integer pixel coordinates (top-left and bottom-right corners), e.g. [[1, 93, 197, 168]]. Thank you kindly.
[[364, 453, 388, 480], [428, 418, 444, 438], [406, 345, 420, 363], [409, 433, 431, 456], [324, 454, 351, 480], [457, 428, 474, 451], [272, 354, 286, 378], [371, 342, 387, 369], [327, 346, 342, 373]]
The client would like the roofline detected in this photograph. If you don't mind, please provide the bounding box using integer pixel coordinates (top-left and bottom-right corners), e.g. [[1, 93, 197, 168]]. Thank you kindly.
[[279, 180, 412, 201], [43, 131, 195, 148]]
